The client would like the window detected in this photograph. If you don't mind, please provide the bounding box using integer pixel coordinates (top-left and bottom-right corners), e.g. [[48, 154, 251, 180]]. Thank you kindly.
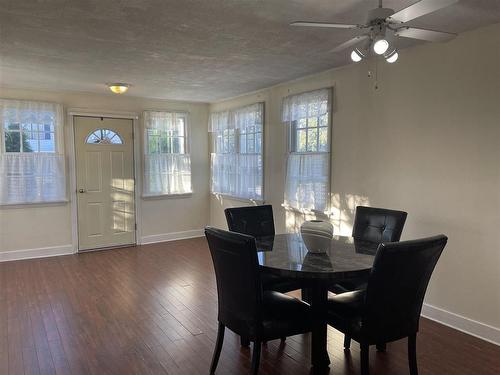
[[4, 123, 56, 153], [86, 129, 123, 144], [0, 99, 66, 205], [282, 89, 331, 212], [210, 103, 263, 200], [143, 111, 192, 196]]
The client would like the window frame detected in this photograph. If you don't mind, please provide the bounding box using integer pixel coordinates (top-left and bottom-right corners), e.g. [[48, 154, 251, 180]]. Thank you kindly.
[[0, 99, 66, 206], [2, 121, 58, 154], [210, 102, 265, 202], [144, 111, 189, 156], [142, 110, 193, 198], [284, 88, 333, 214]]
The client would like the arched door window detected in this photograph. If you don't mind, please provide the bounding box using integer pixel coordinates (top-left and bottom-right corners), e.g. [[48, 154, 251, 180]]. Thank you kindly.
[[85, 129, 123, 144]]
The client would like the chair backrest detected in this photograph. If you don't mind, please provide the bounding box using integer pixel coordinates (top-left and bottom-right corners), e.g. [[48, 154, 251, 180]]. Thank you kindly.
[[363, 235, 448, 342], [205, 227, 263, 334], [352, 206, 408, 243], [225, 205, 275, 238]]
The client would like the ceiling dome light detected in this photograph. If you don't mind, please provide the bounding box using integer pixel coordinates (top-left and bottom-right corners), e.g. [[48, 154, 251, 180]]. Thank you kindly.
[[385, 49, 399, 63], [108, 83, 130, 94], [350, 49, 363, 62], [373, 38, 389, 55]]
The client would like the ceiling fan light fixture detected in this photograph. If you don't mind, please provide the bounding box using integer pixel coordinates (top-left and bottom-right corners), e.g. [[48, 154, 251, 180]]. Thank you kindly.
[[385, 49, 399, 63], [107, 83, 130, 94], [373, 37, 389, 55], [350, 49, 364, 62]]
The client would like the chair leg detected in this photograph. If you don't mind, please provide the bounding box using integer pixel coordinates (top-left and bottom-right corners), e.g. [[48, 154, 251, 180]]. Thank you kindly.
[[210, 323, 225, 374], [280, 336, 286, 342], [376, 342, 386, 352], [251, 341, 262, 375], [361, 343, 369, 375], [240, 336, 250, 347], [344, 335, 351, 350], [408, 333, 418, 375]]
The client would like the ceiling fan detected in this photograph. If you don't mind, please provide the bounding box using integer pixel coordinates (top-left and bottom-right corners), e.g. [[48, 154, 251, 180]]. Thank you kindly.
[[291, 0, 459, 64]]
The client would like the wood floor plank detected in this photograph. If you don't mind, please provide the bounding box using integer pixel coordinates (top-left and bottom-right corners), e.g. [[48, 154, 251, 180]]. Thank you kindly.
[[0, 237, 498, 375]]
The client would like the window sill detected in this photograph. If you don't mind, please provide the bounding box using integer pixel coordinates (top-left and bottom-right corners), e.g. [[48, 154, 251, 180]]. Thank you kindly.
[[211, 193, 264, 205], [142, 192, 193, 200], [0, 200, 69, 208]]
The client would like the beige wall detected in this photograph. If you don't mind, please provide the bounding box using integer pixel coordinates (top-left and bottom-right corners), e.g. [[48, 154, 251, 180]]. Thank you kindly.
[[210, 23, 500, 331], [0, 87, 210, 253]]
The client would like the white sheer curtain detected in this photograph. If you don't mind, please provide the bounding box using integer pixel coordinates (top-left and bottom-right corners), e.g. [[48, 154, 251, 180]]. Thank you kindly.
[[283, 89, 331, 212], [143, 111, 192, 196], [0, 99, 66, 205], [284, 153, 329, 211], [209, 103, 263, 200], [282, 89, 329, 123], [144, 154, 192, 195]]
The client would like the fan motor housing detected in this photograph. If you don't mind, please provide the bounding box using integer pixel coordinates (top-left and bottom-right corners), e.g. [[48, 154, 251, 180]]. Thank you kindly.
[[367, 7, 395, 24]]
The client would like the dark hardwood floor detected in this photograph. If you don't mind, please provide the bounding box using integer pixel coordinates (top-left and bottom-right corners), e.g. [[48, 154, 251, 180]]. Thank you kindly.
[[0, 237, 498, 375]]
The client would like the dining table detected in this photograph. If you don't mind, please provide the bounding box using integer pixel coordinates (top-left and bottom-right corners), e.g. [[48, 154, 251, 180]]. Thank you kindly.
[[255, 233, 379, 370]]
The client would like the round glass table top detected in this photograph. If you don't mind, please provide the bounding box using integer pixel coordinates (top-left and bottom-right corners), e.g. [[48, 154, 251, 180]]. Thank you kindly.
[[256, 233, 379, 280]]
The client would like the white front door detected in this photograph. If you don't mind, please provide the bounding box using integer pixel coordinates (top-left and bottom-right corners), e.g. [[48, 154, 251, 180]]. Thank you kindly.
[[74, 116, 136, 251]]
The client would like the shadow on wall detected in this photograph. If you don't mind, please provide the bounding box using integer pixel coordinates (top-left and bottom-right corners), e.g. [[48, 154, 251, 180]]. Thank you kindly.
[[285, 193, 370, 236]]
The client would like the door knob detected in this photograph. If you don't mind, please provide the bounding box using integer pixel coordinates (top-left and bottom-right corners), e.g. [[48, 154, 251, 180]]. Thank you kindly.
[[78, 189, 86, 193]]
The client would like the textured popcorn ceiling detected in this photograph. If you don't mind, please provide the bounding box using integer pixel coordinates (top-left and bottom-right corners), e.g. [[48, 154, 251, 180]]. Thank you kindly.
[[0, 0, 499, 102]]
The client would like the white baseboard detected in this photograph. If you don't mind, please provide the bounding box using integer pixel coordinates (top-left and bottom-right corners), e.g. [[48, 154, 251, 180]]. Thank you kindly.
[[422, 303, 500, 346], [0, 244, 75, 262], [141, 229, 204, 245]]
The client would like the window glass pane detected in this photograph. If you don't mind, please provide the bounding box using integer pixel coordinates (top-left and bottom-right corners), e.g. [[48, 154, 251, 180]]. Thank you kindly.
[[87, 133, 100, 144], [169, 136, 185, 154], [176, 116, 185, 136], [215, 133, 223, 153], [240, 133, 247, 154], [247, 133, 255, 153], [160, 136, 171, 153], [308, 117, 318, 128], [297, 118, 307, 129], [223, 129, 235, 153], [319, 127, 328, 152], [307, 128, 318, 152], [85, 129, 123, 144], [4, 122, 19, 130], [5, 131, 21, 152], [319, 114, 328, 127], [255, 132, 262, 154], [27, 131, 40, 152], [179, 137, 185, 154], [296, 129, 307, 152], [40, 131, 55, 152]]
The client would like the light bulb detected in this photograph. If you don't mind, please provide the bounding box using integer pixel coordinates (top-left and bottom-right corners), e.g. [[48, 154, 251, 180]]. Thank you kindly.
[[108, 83, 130, 94], [350, 49, 363, 62], [373, 39, 389, 55], [385, 50, 399, 63]]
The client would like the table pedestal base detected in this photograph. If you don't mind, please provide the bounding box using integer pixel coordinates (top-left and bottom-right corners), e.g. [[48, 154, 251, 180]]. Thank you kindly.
[[310, 281, 330, 369]]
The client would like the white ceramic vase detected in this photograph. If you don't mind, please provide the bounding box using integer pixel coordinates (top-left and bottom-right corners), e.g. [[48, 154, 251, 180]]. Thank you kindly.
[[300, 220, 334, 253]]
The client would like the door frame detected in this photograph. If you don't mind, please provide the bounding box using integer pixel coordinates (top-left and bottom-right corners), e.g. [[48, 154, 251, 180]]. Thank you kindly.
[[67, 108, 143, 253]]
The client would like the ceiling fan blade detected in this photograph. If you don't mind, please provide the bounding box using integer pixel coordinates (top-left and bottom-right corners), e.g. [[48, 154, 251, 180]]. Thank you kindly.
[[395, 27, 456, 42], [331, 35, 369, 53], [389, 0, 458, 23], [290, 21, 364, 29]]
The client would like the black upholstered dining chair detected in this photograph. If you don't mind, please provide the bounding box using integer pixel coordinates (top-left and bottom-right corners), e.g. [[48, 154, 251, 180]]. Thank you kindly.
[[224, 204, 275, 237], [225, 205, 303, 294], [327, 235, 448, 375], [330, 206, 408, 295], [205, 227, 312, 375]]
